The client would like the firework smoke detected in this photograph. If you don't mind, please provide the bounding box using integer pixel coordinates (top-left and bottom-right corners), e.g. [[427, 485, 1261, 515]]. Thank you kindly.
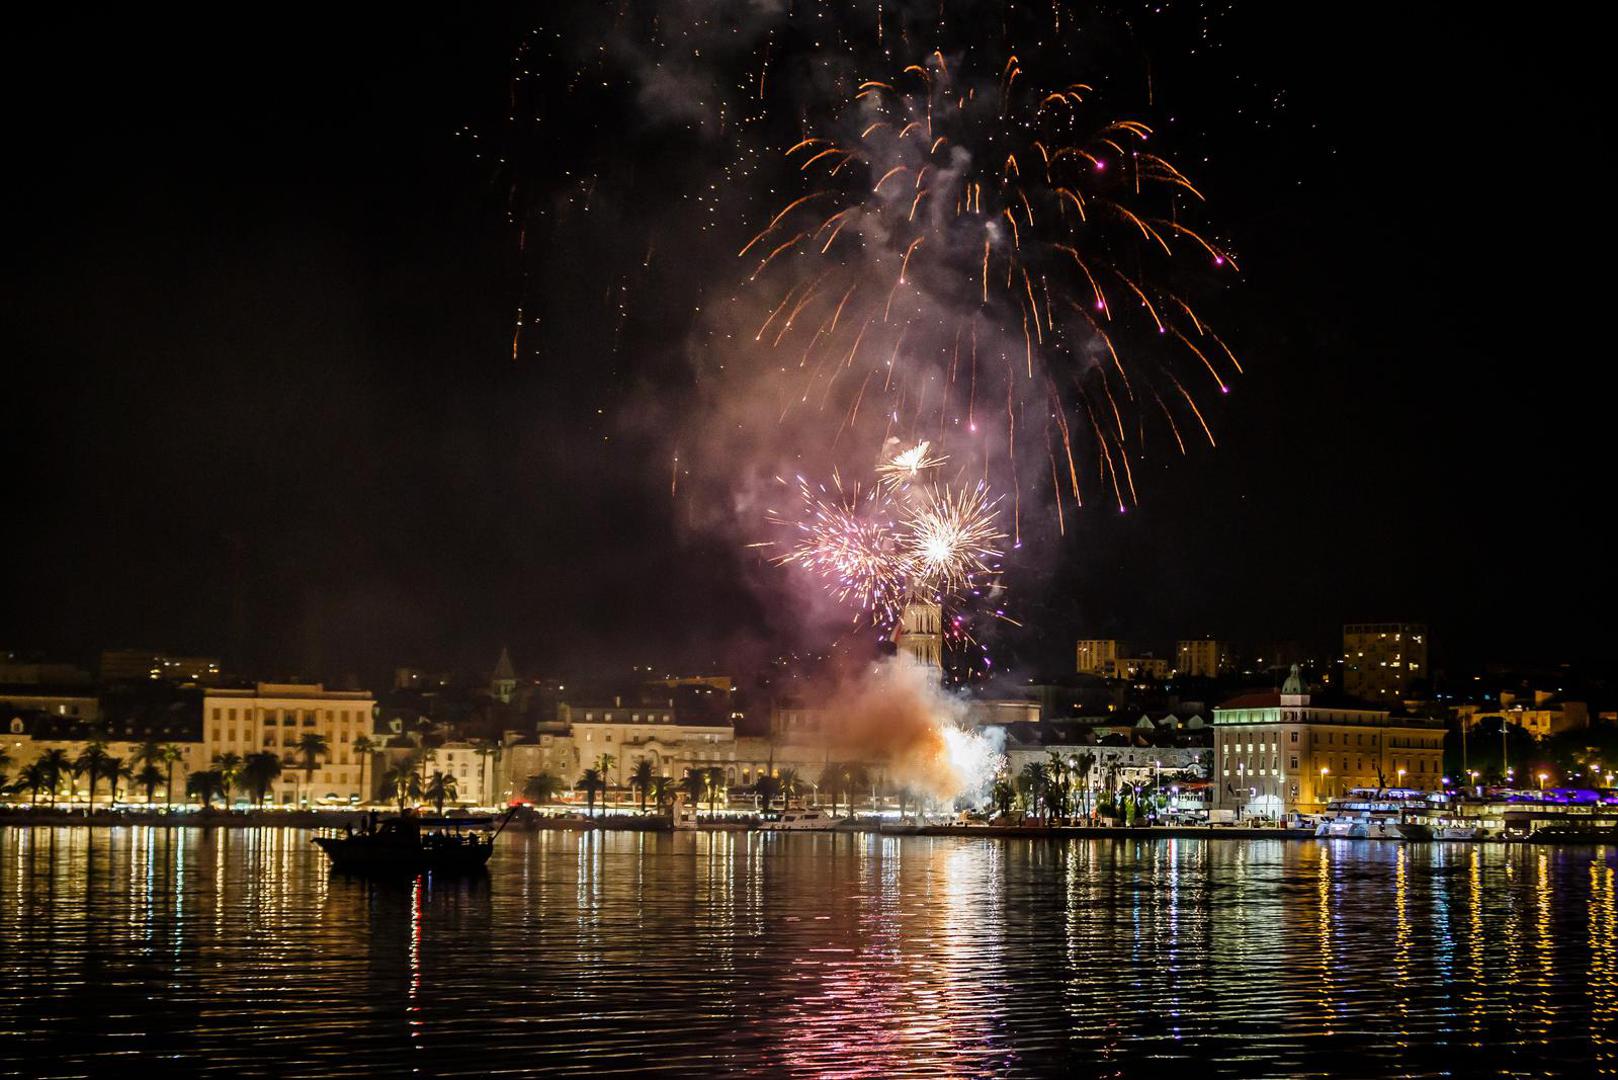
[[816, 652, 1004, 804]]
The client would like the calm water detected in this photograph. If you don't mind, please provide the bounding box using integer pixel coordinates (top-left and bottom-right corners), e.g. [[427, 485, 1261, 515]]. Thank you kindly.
[[1, 828, 1614, 1078]]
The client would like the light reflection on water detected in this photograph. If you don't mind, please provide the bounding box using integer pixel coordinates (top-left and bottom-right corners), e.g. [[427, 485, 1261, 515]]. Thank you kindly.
[[1, 827, 1614, 1078]]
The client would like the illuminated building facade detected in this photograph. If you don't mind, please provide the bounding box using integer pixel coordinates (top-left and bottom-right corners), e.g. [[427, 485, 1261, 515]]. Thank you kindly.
[[202, 683, 374, 804], [1212, 666, 1445, 816], [1075, 639, 1119, 675], [1342, 622, 1427, 701], [1176, 639, 1231, 679]]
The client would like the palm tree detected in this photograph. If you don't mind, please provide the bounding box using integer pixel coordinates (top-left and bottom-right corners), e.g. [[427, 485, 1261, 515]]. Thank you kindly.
[[212, 752, 244, 805], [17, 761, 49, 805], [991, 773, 1016, 818], [423, 771, 458, 815], [137, 764, 166, 805], [1073, 751, 1097, 819], [522, 771, 563, 804], [38, 749, 71, 807], [108, 757, 136, 804], [296, 732, 329, 789], [158, 744, 184, 809], [650, 774, 673, 811], [352, 735, 376, 804], [381, 762, 420, 811], [578, 767, 606, 817], [630, 758, 656, 813], [595, 754, 617, 809], [72, 741, 112, 811], [777, 767, 801, 806], [755, 772, 782, 813], [1018, 761, 1047, 819], [240, 751, 283, 806], [0, 745, 12, 791], [186, 769, 226, 809], [703, 767, 726, 816], [680, 770, 707, 816]]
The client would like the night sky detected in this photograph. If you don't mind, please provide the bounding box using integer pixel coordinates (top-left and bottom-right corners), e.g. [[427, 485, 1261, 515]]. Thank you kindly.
[[4, 4, 1608, 687]]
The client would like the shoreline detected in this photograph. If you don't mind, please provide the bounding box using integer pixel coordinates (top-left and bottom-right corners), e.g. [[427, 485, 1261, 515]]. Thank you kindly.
[[0, 808, 1310, 840]]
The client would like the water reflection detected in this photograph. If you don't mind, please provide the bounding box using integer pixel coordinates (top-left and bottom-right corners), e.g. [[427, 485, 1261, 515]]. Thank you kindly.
[[1, 827, 1615, 1077]]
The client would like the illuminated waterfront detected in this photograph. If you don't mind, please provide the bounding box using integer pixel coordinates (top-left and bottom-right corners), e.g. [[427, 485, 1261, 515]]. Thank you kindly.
[[1, 828, 1614, 1077]]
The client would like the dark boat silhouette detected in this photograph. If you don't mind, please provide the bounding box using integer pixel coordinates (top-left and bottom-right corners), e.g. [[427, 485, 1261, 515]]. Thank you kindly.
[[313, 810, 506, 874]]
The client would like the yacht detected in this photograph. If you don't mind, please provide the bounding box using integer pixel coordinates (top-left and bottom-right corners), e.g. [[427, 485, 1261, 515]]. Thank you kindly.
[[1312, 789, 1426, 840], [766, 807, 840, 831]]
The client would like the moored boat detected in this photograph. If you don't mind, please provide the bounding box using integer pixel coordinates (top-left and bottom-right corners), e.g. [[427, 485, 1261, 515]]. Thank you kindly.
[[313, 812, 504, 874]]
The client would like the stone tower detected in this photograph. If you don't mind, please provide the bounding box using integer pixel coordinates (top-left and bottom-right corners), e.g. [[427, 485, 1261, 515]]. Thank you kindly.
[[894, 600, 943, 670], [491, 646, 517, 704]]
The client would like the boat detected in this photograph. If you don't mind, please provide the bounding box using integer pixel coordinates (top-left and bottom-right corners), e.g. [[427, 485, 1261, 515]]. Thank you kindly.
[[1312, 790, 1422, 839], [313, 811, 506, 874], [1521, 823, 1618, 845], [764, 807, 840, 831]]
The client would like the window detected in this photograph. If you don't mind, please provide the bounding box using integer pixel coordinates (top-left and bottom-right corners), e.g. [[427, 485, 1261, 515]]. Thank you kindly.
[[1289, 755, 1299, 770], [1290, 732, 1299, 744]]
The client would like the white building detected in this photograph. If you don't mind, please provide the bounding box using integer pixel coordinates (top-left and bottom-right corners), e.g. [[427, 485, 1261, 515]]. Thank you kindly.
[[202, 683, 375, 805]]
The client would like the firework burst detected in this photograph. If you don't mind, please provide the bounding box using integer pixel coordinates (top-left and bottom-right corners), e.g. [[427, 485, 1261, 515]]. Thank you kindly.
[[876, 439, 948, 491], [901, 482, 1005, 596], [763, 473, 909, 625], [741, 4, 1242, 532]]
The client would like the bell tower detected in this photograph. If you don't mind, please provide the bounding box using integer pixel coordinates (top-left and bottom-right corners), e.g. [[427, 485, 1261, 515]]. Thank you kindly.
[[894, 600, 942, 671]]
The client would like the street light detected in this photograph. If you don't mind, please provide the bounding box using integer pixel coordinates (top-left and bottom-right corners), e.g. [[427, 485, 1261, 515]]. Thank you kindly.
[[1396, 767, 1406, 789], [1319, 765, 1330, 805], [1537, 771, 1548, 791]]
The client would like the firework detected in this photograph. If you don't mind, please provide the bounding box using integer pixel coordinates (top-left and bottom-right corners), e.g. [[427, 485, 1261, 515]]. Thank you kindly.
[[901, 482, 1005, 595], [742, 5, 1241, 529], [765, 473, 909, 625], [875, 439, 948, 490]]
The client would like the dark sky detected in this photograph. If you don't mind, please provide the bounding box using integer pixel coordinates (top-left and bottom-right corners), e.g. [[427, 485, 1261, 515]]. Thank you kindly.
[[3, 4, 1609, 687]]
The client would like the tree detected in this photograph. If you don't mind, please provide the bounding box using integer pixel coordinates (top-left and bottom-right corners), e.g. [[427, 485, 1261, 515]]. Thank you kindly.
[[212, 752, 244, 804], [755, 772, 782, 813], [578, 767, 606, 817], [424, 771, 458, 815], [650, 774, 673, 811], [107, 756, 134, 803], [0, 744, 12, 791], [72, 741, 112, 810], [296, 732, 329, 790], [522, 772, 563, 804], [1073, 752, 1097, 819], [241, 751, 283, 806], [1018, 761, 1047, 818], [137, 763, 165, 805], [472, 739, 499, 805], [680, 770, 707, 815], [630, 758, 656, 813], [703, 767, 726, 815], [381, 763, 420, 811], [777, 767, 801, 805], [186, 770, 226, 809], [595, 754, 617, 808], [352, 736, 376, 804], [38, 749, 71, 807], [17, 761, 50, 805], [991, 773, 1016, 818], [158, 744, 185, 809]]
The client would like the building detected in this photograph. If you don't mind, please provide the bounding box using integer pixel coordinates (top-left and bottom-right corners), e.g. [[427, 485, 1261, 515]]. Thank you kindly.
[[490, 647, 517, 704], [202, 683, 375, 805], [557, 699, 738, 788], [1342, 622, 1428, 701], [99, 649, 221, 685], [896, 601, 942, 669], [0, 713, 209, 805], [1075, 640, 1120, 676], [1114, 656, 1171, 682], [1176, 639, 1231, 679], [1212, 665, 1445, 817]]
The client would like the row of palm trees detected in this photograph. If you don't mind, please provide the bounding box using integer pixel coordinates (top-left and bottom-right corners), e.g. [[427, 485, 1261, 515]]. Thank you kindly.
[[1, 740, 189, 809], [994, 751, 1177, 822], [516, 756, 824, 819], [0, 733, 379, 810]]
